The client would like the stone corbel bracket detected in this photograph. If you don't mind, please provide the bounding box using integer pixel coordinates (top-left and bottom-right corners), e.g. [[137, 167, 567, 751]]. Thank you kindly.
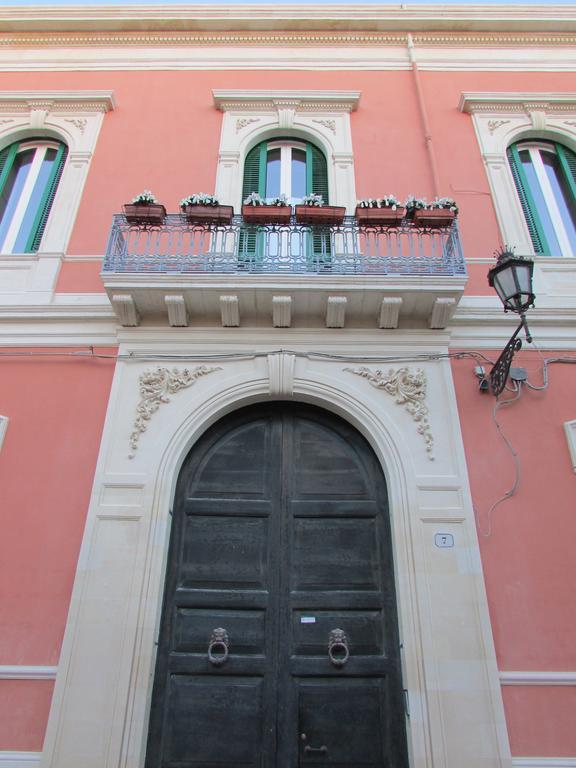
[[345, 366, 434, 460], [129, 365, 221, 458]]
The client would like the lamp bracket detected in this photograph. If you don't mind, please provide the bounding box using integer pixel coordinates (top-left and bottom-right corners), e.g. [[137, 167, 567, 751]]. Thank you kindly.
[[489, 315, 531, 396]]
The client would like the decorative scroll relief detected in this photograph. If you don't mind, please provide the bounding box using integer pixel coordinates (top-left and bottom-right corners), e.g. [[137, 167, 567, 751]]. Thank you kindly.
[[129, 366, 221, 458], [313, 118, 336, 134], [236, 117, 260, 133], [487, 119, 510, 134], [345, 366, 434, 460]]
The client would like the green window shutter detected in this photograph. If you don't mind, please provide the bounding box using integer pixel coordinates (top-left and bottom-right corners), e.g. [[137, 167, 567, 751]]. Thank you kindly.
[[556, 142, 576, 202], [0, 142, 20, 207], [306, 143, 329, 202], [242, 142, 267, 199], [0, 144, 14, 190], [26, 143, 68, 253], [240, 141, 267, 264], [507, 144, 548, 255], [306, 142, 331, 264]]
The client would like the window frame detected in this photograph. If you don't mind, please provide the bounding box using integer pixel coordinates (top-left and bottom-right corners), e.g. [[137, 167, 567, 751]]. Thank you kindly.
[[508, 140, 576, 258], [212, 89, 359, 214], [0, 138, 68, 254], [0, 90, 114, 302], [460, 91, 576, 259]]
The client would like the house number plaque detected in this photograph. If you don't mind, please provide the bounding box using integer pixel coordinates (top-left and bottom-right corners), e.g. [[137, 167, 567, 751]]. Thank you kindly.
[[434, 533, 454, 548]]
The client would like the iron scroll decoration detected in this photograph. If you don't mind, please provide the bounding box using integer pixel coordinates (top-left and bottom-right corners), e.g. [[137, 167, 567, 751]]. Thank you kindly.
[[208, 628, 229, 666], [328, 628, 350, 667]]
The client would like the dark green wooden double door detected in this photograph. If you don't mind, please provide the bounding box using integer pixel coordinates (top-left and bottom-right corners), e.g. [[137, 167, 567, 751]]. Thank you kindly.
[[146, 403, 408, 768]]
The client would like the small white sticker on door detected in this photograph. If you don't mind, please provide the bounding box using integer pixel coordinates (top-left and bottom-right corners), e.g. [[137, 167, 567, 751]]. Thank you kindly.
[[300, 616, 316, 624]]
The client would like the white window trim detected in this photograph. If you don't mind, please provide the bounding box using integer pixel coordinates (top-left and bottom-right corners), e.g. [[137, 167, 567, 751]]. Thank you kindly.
[[459, 92, 576, 258], [213, 89, 359, 213], [267, 139, 307, 202], [0, 90, 115, 304]]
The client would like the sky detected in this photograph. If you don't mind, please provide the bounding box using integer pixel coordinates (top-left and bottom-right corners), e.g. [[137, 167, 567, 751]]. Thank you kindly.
[[2, 0, 576, 5]]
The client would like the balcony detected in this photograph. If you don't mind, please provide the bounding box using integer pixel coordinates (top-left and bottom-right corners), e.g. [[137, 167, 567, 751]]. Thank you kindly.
[[102, 213, 467, 329]]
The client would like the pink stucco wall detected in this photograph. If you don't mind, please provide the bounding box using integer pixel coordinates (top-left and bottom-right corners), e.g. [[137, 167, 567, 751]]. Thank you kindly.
[[452, 349, 576, 755], [0, 349, 116, 750], [0, 69, 573, 293], [0, 64, 575, 756]]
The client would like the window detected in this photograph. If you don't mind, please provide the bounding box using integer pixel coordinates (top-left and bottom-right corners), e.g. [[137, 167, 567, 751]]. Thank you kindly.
[[0, 138, 67, 254], [508, 140, 576, 257], [242, 139, 328, 203], [241, 138, 330, 266]]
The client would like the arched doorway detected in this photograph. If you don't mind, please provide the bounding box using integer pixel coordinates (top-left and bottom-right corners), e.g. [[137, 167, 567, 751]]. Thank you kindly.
[[145, 402, 409, 767]]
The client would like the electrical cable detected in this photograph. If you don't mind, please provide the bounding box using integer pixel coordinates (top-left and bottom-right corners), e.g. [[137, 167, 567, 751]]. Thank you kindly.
[[0, 346, 495, 366], [476, 382, 523, 538]]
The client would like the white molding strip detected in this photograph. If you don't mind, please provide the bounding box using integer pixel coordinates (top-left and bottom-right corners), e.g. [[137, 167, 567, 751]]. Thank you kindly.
[[512, 760, 576, 767], [0, 665, 57, 680], [0, 416, 8, 451], [564, 421, 576, 473], [500, 671, 576, 686], [0, 752, 41, 767]]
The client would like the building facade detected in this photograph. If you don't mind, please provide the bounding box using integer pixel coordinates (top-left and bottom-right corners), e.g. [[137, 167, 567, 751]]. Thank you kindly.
[[0, 5, 575, 768]]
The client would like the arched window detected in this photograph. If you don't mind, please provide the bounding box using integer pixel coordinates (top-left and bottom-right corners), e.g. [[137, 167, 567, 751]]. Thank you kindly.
[[242, 138, 328, 203], [0, 138, 68, 254], [241, 138, 331, 266], [507, 140, 576, 257]]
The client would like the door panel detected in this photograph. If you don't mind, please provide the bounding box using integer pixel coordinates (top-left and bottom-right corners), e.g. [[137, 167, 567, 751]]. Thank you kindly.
[[145, 404, 408, 768]]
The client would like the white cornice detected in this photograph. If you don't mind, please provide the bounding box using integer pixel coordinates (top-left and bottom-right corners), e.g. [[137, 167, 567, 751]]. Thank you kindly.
[[0, 90, 115, 113], [460, 92, 576, 114], [1, 5, 576, 35], [213, 89, 360, 112]]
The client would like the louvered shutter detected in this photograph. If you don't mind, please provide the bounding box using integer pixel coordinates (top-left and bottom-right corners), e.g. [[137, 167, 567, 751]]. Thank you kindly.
[[556, 143, 576, 202], [507, 144, 548, 255], [239, 142, 267, 265], [27, 143, 68, 253], [0, 142, 20, 208], [0, 145, 11, 191], [306, 142, 331, 264]]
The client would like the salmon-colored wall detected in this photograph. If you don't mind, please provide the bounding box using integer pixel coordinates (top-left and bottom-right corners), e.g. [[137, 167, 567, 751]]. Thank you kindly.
[[0, 680, 54, 752], [0, 349, 116, 750], [0, 69, 573, 293], [452, 350, 576, 755], [1, 65, 575, 755]]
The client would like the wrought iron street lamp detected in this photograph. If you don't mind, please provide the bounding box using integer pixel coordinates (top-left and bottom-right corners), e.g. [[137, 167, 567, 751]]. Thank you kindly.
[[487, 247, 535, 395]]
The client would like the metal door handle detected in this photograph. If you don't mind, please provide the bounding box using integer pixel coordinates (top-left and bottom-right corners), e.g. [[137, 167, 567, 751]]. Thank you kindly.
[[328, 628, 349, 667], [304, 745, 328, 755], [208, 628, 229, 666]]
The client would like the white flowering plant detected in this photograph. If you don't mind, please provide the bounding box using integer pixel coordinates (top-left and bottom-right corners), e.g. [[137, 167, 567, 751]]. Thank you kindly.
[[429, 197, 459, 214], [243, 192, 264, 206], [404, 195, 428, 212], [268, 194, 289, 207], [357, 195, 400, 210], [180, 193, 220, 207], [131, 190, 158, 205], [301, 193, 324, 207], [244, 192, 289, 207]]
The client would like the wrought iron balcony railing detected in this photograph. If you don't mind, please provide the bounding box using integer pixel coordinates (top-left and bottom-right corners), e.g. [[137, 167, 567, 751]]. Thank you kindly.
[[103, 214, 466, 277]]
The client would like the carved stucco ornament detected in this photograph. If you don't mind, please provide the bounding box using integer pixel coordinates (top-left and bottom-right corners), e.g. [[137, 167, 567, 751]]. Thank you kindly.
[[345, 366, 434, 459], [235, 117, 260, 133], [129, 365, 221, 458], [487, 119, 510, 134]]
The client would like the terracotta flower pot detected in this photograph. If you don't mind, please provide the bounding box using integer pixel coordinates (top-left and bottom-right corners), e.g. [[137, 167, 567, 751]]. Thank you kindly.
[[295, 205, 346, 226], [242, 204, 292, 225], [413, 208, 456, 228], [355, 206, 405, 227], [182, 204, 234, 225], [123, 203, 166, 226]]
